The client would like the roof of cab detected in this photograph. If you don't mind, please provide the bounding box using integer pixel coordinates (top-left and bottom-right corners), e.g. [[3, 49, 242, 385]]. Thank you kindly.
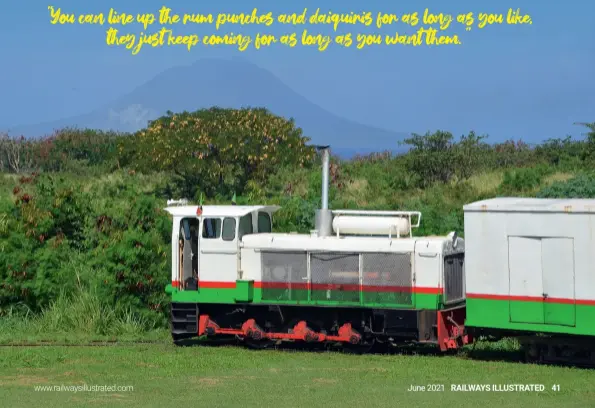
[[463, 197, 595, 213], [164, 205, 281, 217]]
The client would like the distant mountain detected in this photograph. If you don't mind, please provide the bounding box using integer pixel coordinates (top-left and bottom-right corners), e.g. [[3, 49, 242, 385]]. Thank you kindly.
[[7, 57, 410, 156]]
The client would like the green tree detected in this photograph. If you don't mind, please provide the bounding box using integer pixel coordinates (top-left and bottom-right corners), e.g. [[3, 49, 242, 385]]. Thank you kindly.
[[402, 130, 487, 187], [33, 128, 123, 172], [402, 130, 455, 187], [534, 136, 584, 167], [575, 122, 595, 160], [119, 107, 316, 198]]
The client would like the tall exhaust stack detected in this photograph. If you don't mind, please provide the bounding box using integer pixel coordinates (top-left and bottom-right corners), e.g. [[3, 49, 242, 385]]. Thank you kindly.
[[314, 146, 333, 237]]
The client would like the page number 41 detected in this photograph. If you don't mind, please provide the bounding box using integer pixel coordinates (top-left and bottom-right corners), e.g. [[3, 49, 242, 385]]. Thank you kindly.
[[552, 385, 560, 391]]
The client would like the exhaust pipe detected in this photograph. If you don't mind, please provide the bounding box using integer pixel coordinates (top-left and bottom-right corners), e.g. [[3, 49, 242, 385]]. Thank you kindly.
[[314, 146, 333, 237], [321, 146, 330, 210]]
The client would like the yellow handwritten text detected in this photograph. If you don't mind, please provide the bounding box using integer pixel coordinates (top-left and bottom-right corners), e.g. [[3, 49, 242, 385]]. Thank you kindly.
[[159, 6, 180, 24], [202, 33, 252, 51], [301, 29, 331, 51], [506, 8, 532, 25], [383, 28, 461, 48], [277, 9, 308, 25], [334, 33, 353, 48], [48, 6, 75, 24], [49, 6, 532, 54], [308, 9, 373, 31], [280, 33, 298, 47], [108, 8, 134, 25], [457, 13, 475, 30], [137, 13, 155, 30], [182, 13, 214, 25], [105, 27, 136, 50], [376, 12, 399, 29], [356, 34, 382, 49], [477, 13, 503, 28], [255, 33, 278, 49], [106, 27, 203, 55], [423, 8, 453, 30], [78, 13, 105, 25], [400, 12, 419, 27], [215, 9, 274, 30]]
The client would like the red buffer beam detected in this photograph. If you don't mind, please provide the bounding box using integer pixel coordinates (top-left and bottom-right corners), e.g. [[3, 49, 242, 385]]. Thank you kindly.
[[437, 306, 471, 351]]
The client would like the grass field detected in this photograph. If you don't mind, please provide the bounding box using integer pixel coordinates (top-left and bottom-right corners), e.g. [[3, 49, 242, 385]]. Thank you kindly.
[[0, 341, 594, 407]]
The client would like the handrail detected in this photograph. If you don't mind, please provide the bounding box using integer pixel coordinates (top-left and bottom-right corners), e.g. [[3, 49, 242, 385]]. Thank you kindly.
[[330, 210, 422, 238], [167, 199, 189, 206], [331, 210, 422, 228]]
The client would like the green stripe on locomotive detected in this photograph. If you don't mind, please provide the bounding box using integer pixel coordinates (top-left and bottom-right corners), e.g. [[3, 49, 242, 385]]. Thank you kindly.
[[166, 281, 448, 310]]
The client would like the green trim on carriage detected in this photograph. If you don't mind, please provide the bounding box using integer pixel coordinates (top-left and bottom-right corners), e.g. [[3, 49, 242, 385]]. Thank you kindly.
[[466, 297, 595, 336], [169, 283, 445, 310]]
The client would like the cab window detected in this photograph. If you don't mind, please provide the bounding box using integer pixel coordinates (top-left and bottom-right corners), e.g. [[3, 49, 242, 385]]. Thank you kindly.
[[222, 217, 236, 241], [202, 218, 221, 239], [257, 212, 271, 233], [238, 214, 253, 240]]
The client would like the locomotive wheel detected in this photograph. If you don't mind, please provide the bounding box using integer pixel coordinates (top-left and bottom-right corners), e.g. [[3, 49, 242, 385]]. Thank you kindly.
[[237, 320, 277, 350], [275, 318, 328, 351]]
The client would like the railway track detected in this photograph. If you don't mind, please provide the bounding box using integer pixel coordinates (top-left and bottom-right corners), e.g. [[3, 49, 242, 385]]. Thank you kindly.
[[0, 337, 235, 348], [3, 337, 595, 369], [0, 340, 168, 347]]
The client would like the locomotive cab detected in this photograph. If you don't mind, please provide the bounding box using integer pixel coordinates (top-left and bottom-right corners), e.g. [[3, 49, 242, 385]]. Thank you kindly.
[[164, 201, 280, 292]]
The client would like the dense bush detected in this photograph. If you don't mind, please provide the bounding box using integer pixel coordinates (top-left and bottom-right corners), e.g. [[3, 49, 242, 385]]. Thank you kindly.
[[36, 128, 124, 172], [499, 165, 554, 194], [0, 173, 88, 311], [534, 136, 587, 167], [0, 172, 170, 324], [537, 173, 595, 198], [0, 129, 124, 174], [401, 130, 492, 187]]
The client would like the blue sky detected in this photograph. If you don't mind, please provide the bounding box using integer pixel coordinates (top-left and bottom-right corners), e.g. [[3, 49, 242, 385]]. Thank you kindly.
[[1, 0, 594, 143]]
